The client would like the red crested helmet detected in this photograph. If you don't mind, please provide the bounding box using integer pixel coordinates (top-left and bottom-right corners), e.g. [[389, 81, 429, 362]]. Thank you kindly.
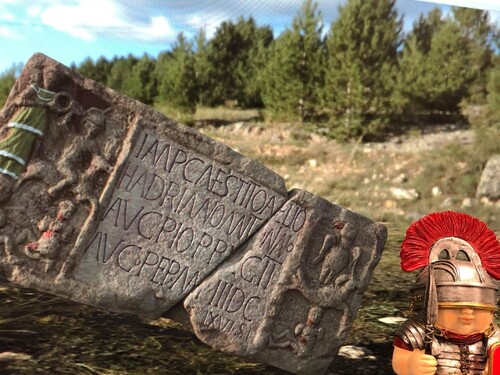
[[401, 211, 500, 312]]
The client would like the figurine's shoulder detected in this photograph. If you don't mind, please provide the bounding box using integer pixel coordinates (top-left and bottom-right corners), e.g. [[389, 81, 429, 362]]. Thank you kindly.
[[487, 324, 500, 348], [394, 319, 426, 351]]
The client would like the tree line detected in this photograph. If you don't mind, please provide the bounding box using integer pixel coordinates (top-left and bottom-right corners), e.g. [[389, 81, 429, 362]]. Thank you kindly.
[[1, 0, 499, 141]]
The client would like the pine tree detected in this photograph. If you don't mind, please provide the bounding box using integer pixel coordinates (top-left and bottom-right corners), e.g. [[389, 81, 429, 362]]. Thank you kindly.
[[452, 7, 494, 103], [261, 30, 303, 119], [203, 17, 273, 107], [236, 21, 273, 108], [193, 28, 211, 107], [411, 8, 444, 54], [487, 56, 500, 122], [204, 20, 244, 106], [107, 55, 138, 95], [425, 20, 474, 112], [262, 0, 325, 121], [76, 56, 113, 85], [397, 34, 428, 114], [325, 0, 402, 140], [399, 15, 475, 114], [397, 9, 443, 115], [156, 33, 198, 114], [122, 54, 157, 105], [0, 64, 21, 107]]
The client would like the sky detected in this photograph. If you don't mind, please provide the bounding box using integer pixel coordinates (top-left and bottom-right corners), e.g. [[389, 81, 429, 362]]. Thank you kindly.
[[0, 0, 499, 74]]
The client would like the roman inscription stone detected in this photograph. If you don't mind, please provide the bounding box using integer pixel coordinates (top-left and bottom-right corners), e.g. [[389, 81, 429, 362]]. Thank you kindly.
[[0, 53, 287, 317], [0, 53, 388, 375], [184, 189, 387, 375], [73, 130, 287, 314]]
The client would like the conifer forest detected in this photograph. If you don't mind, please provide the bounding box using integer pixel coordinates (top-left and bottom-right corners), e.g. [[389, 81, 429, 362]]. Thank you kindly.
[[1, 0, 500, 140]]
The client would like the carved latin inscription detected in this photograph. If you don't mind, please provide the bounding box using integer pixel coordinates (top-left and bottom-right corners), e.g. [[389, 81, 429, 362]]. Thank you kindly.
[[184, 196, 308, 355], [73, 131, 287, 313], [184, 190, 387, 375]]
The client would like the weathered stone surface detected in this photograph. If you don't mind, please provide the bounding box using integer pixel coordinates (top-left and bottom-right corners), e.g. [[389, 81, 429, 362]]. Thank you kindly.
[[0, 53, 388, 375], [476, 154, 500, 202], [184, 189, 386, 375], [0, 53, 287, 316]]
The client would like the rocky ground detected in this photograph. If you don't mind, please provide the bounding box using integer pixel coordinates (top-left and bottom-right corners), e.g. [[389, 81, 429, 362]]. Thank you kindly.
[[202, 122, 497, 224]]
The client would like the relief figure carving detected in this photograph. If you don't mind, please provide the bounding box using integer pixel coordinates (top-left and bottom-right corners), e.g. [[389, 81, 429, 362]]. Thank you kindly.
[[269, 306, 325, 358], [48, 108, 116, 213], [0, 84, 75, 202], [24, 199, 76, 271]]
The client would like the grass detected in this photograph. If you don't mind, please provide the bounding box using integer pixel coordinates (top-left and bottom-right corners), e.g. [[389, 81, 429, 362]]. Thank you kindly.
[[154, 104, 262, 127], [0, 286, 286, 375]]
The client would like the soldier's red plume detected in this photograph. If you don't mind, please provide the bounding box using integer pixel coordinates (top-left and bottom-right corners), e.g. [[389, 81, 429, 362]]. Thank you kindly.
[[400, 211, 500, 279]]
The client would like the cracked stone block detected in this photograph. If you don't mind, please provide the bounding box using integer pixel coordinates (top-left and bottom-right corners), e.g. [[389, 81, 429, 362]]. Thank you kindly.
[[184, 189, 386, 374]]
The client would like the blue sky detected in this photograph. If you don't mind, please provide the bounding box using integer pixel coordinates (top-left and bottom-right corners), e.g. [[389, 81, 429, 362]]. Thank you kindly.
[[0, 0, 499, 74]]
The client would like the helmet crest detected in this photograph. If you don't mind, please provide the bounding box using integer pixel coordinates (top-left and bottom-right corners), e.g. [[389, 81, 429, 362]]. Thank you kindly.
[[401, 211, 500, 279]]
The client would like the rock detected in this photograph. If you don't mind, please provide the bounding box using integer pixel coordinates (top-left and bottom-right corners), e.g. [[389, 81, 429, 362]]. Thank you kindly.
[[337, 345, 376, 360], [384, 200, 397, 208], [378, 316, 407, 325], [390, 187, 419, 201], [391, 174, 407, 184], [232, 121, 244, 130], [461, 197, 474, 208], [0, 352, 32, 362], [0, 209, 5, 228], [0, 53, 387, 375], [431, 186, 442, 197], [308, 159, 318, 168], [480, 197, 494, 206], [477, 155, 500, 202], [441, 197, 454, 207]]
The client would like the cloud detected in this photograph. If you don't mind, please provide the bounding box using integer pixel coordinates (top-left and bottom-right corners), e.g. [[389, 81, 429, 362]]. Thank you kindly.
[[27, 5, 42, 17], [185, 11, 233, 39], [39, 0, 176, 42], [0, 11, 14, 21], [133, 16, 176, 41], [3, 0, 499, 46], [0, 0, 16, 22], [415, 0, 500, 12], [0, 1, 20, 39], [0, 25, 23, 40]]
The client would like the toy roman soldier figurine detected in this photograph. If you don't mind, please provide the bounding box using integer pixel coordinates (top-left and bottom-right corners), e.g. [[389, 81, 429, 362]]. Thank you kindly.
[[392, 211, 500, 375]]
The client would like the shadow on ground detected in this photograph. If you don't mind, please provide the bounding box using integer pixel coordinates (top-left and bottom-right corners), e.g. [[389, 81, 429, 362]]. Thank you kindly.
[[0, 282, 399, 375]]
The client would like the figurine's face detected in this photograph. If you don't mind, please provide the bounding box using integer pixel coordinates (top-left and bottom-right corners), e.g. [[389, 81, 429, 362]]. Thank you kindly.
[[436, 307, 494, 335]]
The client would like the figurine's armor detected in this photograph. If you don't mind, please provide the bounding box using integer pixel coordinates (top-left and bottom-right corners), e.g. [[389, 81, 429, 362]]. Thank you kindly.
[[396, 213, 500, 375], [396, 319, 500, 374], [397, 234, 500, 374]]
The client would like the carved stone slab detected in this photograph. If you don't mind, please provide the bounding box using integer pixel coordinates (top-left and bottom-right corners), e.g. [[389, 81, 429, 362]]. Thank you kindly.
[[184, 189, 386, 375], [0, 53, 387, 375], [0, 53, 287, 316], [72, 127, 288, 314]]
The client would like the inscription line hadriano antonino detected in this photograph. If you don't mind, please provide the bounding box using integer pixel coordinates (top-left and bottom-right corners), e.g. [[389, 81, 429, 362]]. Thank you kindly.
[[0, 54, 387, 375]]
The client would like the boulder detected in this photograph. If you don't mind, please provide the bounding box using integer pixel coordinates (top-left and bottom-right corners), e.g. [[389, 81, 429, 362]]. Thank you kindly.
[[477, 155, 500, 202]]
